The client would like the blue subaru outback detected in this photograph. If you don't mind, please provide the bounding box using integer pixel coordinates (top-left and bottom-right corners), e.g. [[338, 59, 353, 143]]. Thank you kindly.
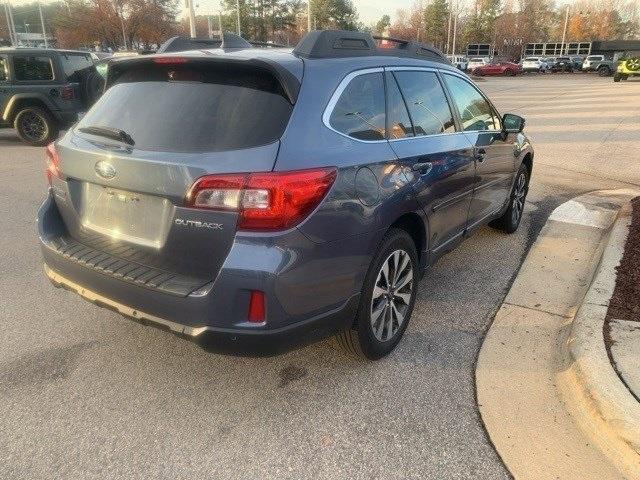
[[38, 31, 533, 359]]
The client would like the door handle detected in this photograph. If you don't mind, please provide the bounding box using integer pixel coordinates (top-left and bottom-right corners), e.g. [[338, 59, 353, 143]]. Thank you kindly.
[[474, 148, 486, 162], [411, 161, 433, 173]]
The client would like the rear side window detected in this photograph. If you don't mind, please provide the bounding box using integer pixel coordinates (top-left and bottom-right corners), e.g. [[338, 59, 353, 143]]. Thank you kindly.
[[329, 72, 385, 141], [442, 74, 500, 131], [0, 57, 7, 81], [393, 71, 455, 136], [13, 56, 53, 81], [77, 63, 293, 153], [61, 53, 93, 80]]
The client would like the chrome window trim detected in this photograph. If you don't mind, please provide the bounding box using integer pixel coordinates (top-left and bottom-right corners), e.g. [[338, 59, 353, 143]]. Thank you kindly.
[[322, 67, 386, 144], [321, 65, 502, 143]]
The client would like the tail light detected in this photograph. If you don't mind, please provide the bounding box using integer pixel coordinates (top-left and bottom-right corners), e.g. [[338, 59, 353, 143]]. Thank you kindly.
[[60, 85, 75, 100], [45, 143, 61, 185], [186, 167, 337, 231]]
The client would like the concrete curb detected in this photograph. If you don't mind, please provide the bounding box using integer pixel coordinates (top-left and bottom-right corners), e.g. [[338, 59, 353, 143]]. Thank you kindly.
[[559, 201, 640, 476], [476, 188, 640, 480]]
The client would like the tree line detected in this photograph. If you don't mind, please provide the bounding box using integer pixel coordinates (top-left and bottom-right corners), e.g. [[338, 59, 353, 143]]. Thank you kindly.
[[0, 0, 637, 52], [380, 0, 639, 58]]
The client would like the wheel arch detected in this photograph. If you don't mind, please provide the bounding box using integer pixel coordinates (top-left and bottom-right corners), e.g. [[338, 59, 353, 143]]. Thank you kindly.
[[3, 94, 56, 123], [389, 211, 429, 265]]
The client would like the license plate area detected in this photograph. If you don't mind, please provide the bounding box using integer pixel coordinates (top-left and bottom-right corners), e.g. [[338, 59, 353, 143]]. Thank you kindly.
[[80, 183, 172, 249]]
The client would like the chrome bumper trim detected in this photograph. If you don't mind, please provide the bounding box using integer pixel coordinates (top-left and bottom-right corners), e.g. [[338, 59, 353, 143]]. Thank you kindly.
[[44, 265, 208, 337]]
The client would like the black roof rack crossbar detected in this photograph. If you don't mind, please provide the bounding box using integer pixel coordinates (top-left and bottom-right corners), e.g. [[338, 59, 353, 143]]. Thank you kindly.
[[293, 30, 448, 64]]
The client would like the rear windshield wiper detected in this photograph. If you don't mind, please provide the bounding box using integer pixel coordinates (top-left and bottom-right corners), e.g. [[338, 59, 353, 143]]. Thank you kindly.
[[78, 125, 135, 146]]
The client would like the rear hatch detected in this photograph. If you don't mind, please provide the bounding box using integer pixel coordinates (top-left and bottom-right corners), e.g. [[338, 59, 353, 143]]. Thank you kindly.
[[51, 56, 299, 293]]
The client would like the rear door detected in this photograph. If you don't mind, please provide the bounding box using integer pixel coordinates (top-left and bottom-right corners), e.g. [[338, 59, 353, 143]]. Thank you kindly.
[[385, 68, 476, 251], [441, 72, 515, 229], [53, 58, 298, 281]]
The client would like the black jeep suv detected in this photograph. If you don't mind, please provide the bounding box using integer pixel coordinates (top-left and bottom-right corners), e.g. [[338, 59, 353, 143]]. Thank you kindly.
[[0, 49, 103, 145]]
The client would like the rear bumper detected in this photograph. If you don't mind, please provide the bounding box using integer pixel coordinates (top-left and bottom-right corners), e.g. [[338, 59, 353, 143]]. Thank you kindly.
[[38, 192, 366, 355], [44, 264, 359, 355]]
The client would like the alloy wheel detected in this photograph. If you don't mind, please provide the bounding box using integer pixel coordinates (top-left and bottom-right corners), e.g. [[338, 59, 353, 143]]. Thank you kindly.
[[511, 172, 526, 225], [370, 249, 414, 342], [20, 112, 47, 142]]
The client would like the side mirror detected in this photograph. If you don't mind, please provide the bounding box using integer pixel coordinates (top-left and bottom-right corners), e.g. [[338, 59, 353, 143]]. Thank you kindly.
[[502, 113, 525, 133]]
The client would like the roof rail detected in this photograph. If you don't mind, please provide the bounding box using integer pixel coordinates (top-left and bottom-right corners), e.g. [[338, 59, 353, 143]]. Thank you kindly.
[[293, 30, 448, 63], [157, 33, 288, 53]]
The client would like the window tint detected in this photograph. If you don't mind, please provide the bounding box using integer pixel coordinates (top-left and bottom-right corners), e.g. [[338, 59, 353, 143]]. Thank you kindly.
[[329, 72, 385, 141], [393, 71, 455, 136], [61, 53, 93, 80], [386, 74, 413, 139], [78, 63, 293, 153], [13, 56, 53, 81], [0, 57, 7, 81], [443, 74, 500, 132]]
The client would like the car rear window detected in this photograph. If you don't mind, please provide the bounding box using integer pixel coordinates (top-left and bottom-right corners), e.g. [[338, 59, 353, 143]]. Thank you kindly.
[[586, 56, 602, 60], [524, 57, 538, 61], [77, 62, 293, 152], [13, 55, 53, 81], [61, 52, 94, 80]]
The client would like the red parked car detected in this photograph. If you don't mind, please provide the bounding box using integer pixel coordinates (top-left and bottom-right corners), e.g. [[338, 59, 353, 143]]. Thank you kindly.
[[472, 61, 522, 76]]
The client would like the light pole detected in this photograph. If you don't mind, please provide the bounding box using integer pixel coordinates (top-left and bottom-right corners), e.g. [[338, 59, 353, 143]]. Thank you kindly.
[[38, 1, 48, 48], [236, 0, 240, 35], [186, 0, 196, 38], [451, 0, 458, 55], [561, 5, 569, 55], [4, 2, 15, 46]]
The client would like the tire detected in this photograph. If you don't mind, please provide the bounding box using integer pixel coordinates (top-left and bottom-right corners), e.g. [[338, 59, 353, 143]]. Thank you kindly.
[[489, 164, 529, 234], [334, 228, 419, 360], [614, 74, 621, 82], [598, 66, 611, 76], [14, 106, 58, 146]]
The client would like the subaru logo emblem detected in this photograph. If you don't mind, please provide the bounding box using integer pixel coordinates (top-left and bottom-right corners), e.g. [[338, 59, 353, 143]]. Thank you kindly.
[[95, 161, 116, 180]]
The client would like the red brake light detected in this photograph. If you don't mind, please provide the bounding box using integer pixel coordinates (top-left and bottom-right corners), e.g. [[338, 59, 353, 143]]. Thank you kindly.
[[248, 290, 265, 322], [153, 57, 189, 64], [45, 142, 61, 185], [186, 167, 337, 231]]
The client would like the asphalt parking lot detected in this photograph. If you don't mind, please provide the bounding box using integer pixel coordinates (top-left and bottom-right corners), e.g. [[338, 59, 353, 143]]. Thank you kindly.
[[1, 74, 639, 479]]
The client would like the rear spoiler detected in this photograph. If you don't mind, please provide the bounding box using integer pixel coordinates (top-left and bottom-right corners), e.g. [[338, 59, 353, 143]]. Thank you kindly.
[[104, 55, 301, 104]]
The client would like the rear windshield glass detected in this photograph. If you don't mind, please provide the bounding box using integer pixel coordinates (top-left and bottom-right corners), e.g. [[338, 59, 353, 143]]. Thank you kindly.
[[61, 52, 94, 79], [586, 56, 602, 60], [77, 62, 293, 153]]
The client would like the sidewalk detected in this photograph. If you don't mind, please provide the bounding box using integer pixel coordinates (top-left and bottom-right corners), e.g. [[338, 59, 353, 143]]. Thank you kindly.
[[476, 189, 640, 480]]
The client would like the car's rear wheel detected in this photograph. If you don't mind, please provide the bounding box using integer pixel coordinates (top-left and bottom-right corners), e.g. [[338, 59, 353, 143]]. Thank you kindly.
[[598, 65, 611, 76], [490, 164, 529, 234], [335, 228, 418, 360], [14, 107, 58, 146]]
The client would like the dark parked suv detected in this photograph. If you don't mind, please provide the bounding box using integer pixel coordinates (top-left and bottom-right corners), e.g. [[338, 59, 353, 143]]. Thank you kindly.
[[38, 31, 533, 359], [0, 49, 102, 145]]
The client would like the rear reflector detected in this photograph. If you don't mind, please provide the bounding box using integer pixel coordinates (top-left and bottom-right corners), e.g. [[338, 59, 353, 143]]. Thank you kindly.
[[186, 167, 337, 231], [45, 142, 61, 185], [248, 290, 265, 322]]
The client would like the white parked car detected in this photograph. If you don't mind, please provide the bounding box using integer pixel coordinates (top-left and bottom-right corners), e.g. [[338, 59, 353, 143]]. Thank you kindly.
[[521, 56, 549, 73], [446, 54, 468, 71], [467, 57, 489, 72]]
